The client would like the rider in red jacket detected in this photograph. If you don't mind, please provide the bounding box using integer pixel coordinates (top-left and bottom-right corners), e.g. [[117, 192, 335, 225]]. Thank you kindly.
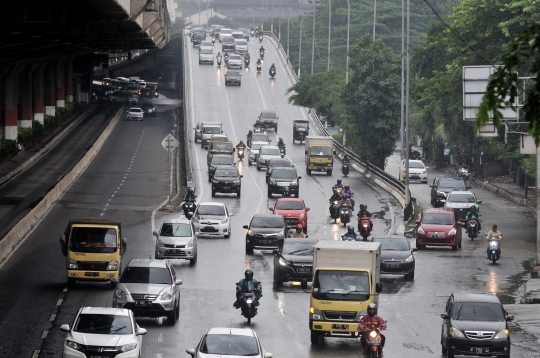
[[359, 303, 387, 353]]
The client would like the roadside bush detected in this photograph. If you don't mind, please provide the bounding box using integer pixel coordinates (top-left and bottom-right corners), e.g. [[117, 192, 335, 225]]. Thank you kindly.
[[32, 120, 44, 139], [18, 127, 34, 148], [332, 133, 343, 145], [44, 115, 59, 131], [0, 139, 19, 160]]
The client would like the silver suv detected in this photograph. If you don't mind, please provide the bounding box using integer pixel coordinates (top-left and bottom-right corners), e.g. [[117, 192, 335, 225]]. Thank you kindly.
[[112, 259, 182, 325], [154, 218, 197, 265]]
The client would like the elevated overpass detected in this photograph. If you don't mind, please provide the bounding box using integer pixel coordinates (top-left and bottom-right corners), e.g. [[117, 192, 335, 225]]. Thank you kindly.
[[0, 0, 171, 139]]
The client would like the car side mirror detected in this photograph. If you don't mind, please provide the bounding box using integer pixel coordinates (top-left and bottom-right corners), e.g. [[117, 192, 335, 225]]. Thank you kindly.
[[243, 225, 249, 229], [466, 185, 471, 189], [186, 348, 196, 357], [153, 231, 159, 237], [375, 282, 382, 293], [240, 174, 243, 178], [272, 249, 280, 255], [175, 279, 183, 285], [429, 185, 433, 188], [306, 207, 310, 211], [229, 213, 234, 217], [506, 315, 514, 321], [137, 328, 147, 336], [269, 207, 274, 212], [477, 200, 482, 204], [60, 324, 70, 332], [298, 176, 302, 180], [415, 220, 421, 225], [440, 313, 449, 319], [264, 352, 274, 358]]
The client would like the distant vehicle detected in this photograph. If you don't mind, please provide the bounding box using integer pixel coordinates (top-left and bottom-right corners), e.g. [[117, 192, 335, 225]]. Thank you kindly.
[[208, 154, 235, 181], [140, 102, 157, 117], [269, 197, 310, 231], [239, 28, 250, 39], [199, 46, 214, 64], [258, 110, 279, 131], [192, 32, 205, 47], [199, 41, 213, 49], [225, 71, 242, 86], [430, 176, 470, 207], [265, 157, 292, 183], [232, 31, 244, 40], [227, 54, 243, 69], [127, 107, 144, 121], [257, 145, 283, 170], [248, 141, 268, 165], [399, 159, 429, 183], [267, 166, 301, 198], [444, 190, 481, 221], [219, 28, 233, 41], [192, 202, 233, 238], [222, 37, 236, 52], [154, 218, 197, 264], [234, 39, 248, 54], [416, 208, 463, 251], [211, 166, 243, 198], [243, 214, 287, 254]]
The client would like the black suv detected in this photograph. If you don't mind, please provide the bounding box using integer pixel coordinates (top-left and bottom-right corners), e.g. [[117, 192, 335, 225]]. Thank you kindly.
[[268, 167, 301, 198], [208, 154, 235, 181], [258, 110, 279, 131], [441, 292, 513, 358], [243, 214, 287, 254], [430, 176, 470, 207], [266, 157, 293, 183], [211, 166, 242, 197]]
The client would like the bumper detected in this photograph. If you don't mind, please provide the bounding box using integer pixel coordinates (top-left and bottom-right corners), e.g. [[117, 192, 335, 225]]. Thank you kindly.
[[246, 236, 284, 250], [63, 346, 140, 358], [223, 46, 235, 51], [212, 184, 241, 193], [284, 216, 307, 228], [307, 163, 333, 171], [269, 185, 299, 195], [114, 300, 175, 317], [200, 57, 214, 64], [67, 270, 118, 282], [448, 337, 510, 357], [127, 115, 143, 120], [409, 173, 428, 181], [275, 266, 312, 282], [417, 234, 458, 247], [225, 79, 241, 85], [195, 224, 230, 236], [311, 320, 361, 334], [155, 246, 196, 260], [228, 63, 242, 69], [380, 262, 414, 275]]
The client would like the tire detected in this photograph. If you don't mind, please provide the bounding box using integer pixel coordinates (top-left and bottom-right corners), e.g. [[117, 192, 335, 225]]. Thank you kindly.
[[310, 330, 323, 345], [68, 278, 76, 288], [211, 189, 216, 197], [257, 165, 261, 171], [225, 227, 231, 238], [245, 243, 254, 254], [248, 160, 252, 166], [273, 269, 283, 288], [294, 191, 299, 198], [237, 190, 241, 198], [275, 125, 278, 132], [110, 280, 117, 289], [267, 189, 272, 198], [247, 317, 251, 324], [301, 280, 308, 289], [416, 241, 424, 250], [452, 242, 458, 251], [447, 346, 455, 358], [189, 253, 197, 266], [492, 254, 497, 264], [307, 169, 312, 175], [175, 301, 180, 319], [166, 310, 177, 326], [303, 225, 308, 234], [458, 239, 462, 248], [406, 271, 415, 280], [327, 170, 332, 176]]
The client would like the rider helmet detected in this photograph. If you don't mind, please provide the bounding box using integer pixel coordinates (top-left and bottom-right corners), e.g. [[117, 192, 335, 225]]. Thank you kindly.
[[337, 178, 342, 185], [244, 269, 254, 280], [188, 187, 194, 195], [367, 303, 378, 316], [342, 193, 348, 199], [470, 205, 477, 212], [360, 204, 367, 211], [347, 224, 355, 234], [239, 140, 244, 145], [296, 224, 303, 233], [345, 184, 350, 190], [256, 119, 260, 123]]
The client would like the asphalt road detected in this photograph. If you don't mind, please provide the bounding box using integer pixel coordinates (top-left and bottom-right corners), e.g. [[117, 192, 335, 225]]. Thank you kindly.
[[0, 34, 538, 358]]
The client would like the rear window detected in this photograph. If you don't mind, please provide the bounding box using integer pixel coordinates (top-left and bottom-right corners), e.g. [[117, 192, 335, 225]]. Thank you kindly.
[[439, 178, 466, 189], [272, 169, 297, 179], [250, 216, 284, 228], [121, 267, 172, 285], [232, 33, 243, 39], [236, 40, 248, 46], [203, 126, 221, 134], [422, 213, 454, 225], [275, 201, 304, 210]]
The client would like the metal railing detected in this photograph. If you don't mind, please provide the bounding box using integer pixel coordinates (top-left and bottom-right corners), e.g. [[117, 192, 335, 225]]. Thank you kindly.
[[262, 31, 405, 197], [182, 37, 194, 189]]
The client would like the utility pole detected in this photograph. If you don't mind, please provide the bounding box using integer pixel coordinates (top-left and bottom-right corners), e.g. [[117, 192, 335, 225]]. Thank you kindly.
[[327, 0, 331, 71], [345, 0, 350, 83], [287, 0, 290, 60], [404, 0, 411, 218], [298, 0, 303, 79], [311, 0, 316, 74], [400, 0, 404, 160], [373, 0, 377, 40]]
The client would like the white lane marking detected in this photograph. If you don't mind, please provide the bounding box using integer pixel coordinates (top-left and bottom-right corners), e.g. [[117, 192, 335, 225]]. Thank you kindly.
[[56, 299, 63, 306], [157, 333, 163, 342], [386, 198, 395, 234], [40, 330, 49, 339], [157, 354, 163, 358], [49, 314, 56, 322], [63, 288, 68, 292], [32, 350, 40, 358]]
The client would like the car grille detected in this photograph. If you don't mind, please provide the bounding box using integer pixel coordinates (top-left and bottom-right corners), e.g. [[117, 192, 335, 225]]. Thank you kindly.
[[77, 262, 108, 271], [464, 331, 495, 340], [164, 250, 187, 257], [163, 244, 186, 248], [323, 311, 357, 321], [427, 232, 446, 236], [131, 294, 158, 301], [201, 226, 219, 232], [79, 345, 121, 357]]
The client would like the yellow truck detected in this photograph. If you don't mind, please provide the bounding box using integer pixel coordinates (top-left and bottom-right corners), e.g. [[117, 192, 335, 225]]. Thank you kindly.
[[305, 136, 334, 176], [60, 218, 127, 288], [309, 240, 382, 345], [206, 140, 235, 166]]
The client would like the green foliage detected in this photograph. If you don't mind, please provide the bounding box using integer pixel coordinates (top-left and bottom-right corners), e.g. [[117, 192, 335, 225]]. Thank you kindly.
[[44, 115, 59, 131], [520, 155, 536, 175], [32, 120, 44, 139], [0, 139, 18, 160], [332, 132, 343, 144], [341, 35, 401, 168], [17, 127, 34, 148]]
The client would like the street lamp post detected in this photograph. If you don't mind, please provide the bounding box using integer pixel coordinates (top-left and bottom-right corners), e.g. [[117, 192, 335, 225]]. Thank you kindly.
[[287, 0, 290, 59], [327, 0, 331, 71], [345, 0, 350, 83], [298, 0, 304, 78], [373, 0, 377, 40], [310, 0, 316, 74]]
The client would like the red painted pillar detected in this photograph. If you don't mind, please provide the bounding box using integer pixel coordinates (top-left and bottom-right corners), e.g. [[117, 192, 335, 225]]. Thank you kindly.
[[1, 74, 19, 140], [18, 65, 35, 128], [65, 58, 74, 103], [56, 59, 66, 108], [32, 63, 46, 124], [44, 63, 56, 116]]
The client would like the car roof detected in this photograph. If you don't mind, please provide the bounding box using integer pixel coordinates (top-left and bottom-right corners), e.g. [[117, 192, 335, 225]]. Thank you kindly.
[[251, 141, 268, 145], [452, 292, 501, 304], [214, 165, 238, 171], [207, 327, 256, 337], [284, 237, 318, 244], [212, 154, 234, 159], [79, 307, 131, 316], [127, 259, 169, 268], [253, 214, 283, 219], [261, 145, 279, 150], [161, 217, 191, 225], [273, 166, 296, 171], [128, 107, 142, 110], [372, 235, 408, 240], [424, 208, 454, 215], [269, 158, 291, 165], [448, 190, 474, 195], [260, 110, 276, 114], [275, 197, 303, 203]]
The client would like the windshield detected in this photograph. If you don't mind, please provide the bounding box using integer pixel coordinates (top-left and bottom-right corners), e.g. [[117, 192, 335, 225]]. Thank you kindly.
[[230, 55, 242, 60], [272, 169, 297, 179], [236, 40, 247, 46], [221, 29, 232, 34], [313, 270, 370, 301], [203, 126, 221, 134], [276, 201, 304, 210], [211, 143, 233, 152], [408, 161, 425, 169], [260, 147, 280, 155], [214, 169, 239, 177], [69, 227, 117, 253], [200, 334, 259, 355], [197, 205, 226, 216], [223, 38, 234, 43], [252, 134, 269, 142], [129, 108, 142, 113], [74, 314, 133, 335], [270, 160, 291, 168], [120, 267, 172, 284], [452, 302, 505, 322], [211, 157, 234, 165], [159, 223, 192, 237], [310, 146, 332, 156], [373, 238, 410, 251], [439, 179, 466, 189], [422, 214, 454, 225], [251, 216, 284, 228], [200, 48, 213, 54], [448, 193, 476, 203], [282, 241, 315, 255], [261, 112, 277, 119], [232, 33, 243, 39]]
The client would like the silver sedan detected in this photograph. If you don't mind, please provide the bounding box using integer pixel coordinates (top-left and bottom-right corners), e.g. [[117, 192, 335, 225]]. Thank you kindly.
[[227, 54, 243, 69]]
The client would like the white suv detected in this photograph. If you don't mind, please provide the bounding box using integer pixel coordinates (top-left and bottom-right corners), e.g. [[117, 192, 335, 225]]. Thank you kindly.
[[219, 28, 232, 42], [191, 202, 233, 238], [399, 159, 428, 183]]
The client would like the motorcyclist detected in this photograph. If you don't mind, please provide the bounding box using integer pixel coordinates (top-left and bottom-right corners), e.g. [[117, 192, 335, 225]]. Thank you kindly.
[[246, 130, 253, 146], [182, 187, 197, 216], [233, 270, 262, 309], [357, 204, 373, 231], [253, 119, 266, 132], [329, 188, 342, 214], [290, 224, 307, 238], [342, 154, 350, 165], [236, 140, 246, 150], [466, 205, 482, 231], [269, 63, 276, 75], [259, 45, 265, 54], [217, 52, 222, 62], [339, 193, 352, 216], [485, 224, 502, 259], [333, 178, 344, 190], [342, 224, 360, 241], [342, 183, 355, 210], [224, 52, 229, 62], [244, 52, 251, 61], [359, 303, 387, 353], [277, 137, 286, 154]]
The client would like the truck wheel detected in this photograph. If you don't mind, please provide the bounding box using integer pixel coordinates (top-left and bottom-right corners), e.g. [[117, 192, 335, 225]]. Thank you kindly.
[[310, 330, 323, 345], [246, 244, 254, 254], [68, 278, 76, 288], [327, 170, 332, 176], [307, 169, 312, 175]]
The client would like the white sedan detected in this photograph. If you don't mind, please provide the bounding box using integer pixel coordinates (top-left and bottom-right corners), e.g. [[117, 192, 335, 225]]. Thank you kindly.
[[186, 327, 273, 358], [399, 159, 428, 183], [61, 307, 146, 358], [227, 54, 243, 69], [127, 107, 143, 121], [191, 202, 233, 238]]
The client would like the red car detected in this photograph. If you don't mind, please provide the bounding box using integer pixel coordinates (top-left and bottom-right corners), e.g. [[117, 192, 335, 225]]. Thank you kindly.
[[415, 208, 462, 251], [269, 198, 310, 233]]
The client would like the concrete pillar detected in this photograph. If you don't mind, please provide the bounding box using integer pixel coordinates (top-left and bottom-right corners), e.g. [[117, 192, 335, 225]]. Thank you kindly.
[[44, 63, 56, 116], [1, 65, 24, 140], [65, 58, 74, 103], [32, 63, 46, 124], [18, 65, 35, 128], [56, 59, 66, 108]]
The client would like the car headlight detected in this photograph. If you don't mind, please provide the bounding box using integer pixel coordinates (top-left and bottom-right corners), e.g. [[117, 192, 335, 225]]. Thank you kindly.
[[299, 213, 305, 219], [114, 289, 127, 299], [212, 179, 219, 184], [310, 307, 323, 320], [67, 258, 78, 269], [417, 227, 425, 235], [221, 217, 228, 224], [156, 238, 164, 247], [186, 239, 194, 248], [107, 259, 119, 271], [161, 290, 173, 300], [276, 231, 284, 237], [233, 179, 240, 184], [120, 343, 137, 352], [494, 329, 509, 339], [449, 327, 465, 338], [247, 229, 254, 236], [278, 257, 290, 266], [270, 179, 276, 185], [66, 340, 82, 351], [291, 180, 298, 186], [448, 228, 457, 235], [422, 171, 427, 174], [404, 255, 414, 263]]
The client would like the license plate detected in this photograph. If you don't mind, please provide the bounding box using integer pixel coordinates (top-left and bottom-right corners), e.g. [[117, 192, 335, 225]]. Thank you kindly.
[[410, 175, 419, 179], [287, 219, 296, 224], [296, 267, 310, 273], [222, 186, 230, 190], [259, 239, 273, 244], [470, 347, 490, 354], [90, 356, 108, 358], [85, 272, 99, 277], [332, 324, 349, 330], [135, 301, 151, 306], [386, 263, 400, 268]]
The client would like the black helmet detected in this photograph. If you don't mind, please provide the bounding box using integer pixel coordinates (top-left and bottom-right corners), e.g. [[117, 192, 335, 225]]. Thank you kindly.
[[360, 204, 367, 211], [337, 178, 342, 184], [296, 224, 303, 233], [188, 187, 194, 195], [245, 270, 254, 280], [347, 224, 355, 233], [279, 137, 283, 142], [367, 303, 377, 315], [470, 205, 476, 212]]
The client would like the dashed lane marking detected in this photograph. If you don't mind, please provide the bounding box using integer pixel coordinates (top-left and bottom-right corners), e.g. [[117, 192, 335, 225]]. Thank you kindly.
[[49, 314, 56, 322], [40, 330, 49, 339], [56, 299, 63, 306]]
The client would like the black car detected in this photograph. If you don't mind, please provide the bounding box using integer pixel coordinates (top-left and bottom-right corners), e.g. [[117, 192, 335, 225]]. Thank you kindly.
[[211, 166, 242, 197], [268, 167, 301, 198], [208, 154, 235, 181], [441, 292, 513, 358], [258, 110, 279, 131], [222, 37, 236, 51], [225, 71, 242, 86], [243, 214, 287, 254], [430, 176, 470, 207], [273, 238, 318, 289], [372, 235, 417, 280], [192, 32, 205, 46], [141, 101, 157, 117], [266, 157, 293, 183]]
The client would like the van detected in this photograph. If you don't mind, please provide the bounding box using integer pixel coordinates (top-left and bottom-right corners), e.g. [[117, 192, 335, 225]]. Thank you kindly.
[[126, 83, 139, 95], [207, 140, 235, 166], [200, 122, 223, 146], [60, 218, 127, 288]]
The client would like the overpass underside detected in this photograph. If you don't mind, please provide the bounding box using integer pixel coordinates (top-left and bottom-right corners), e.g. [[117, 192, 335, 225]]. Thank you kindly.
[[0, 0, 170, 140]]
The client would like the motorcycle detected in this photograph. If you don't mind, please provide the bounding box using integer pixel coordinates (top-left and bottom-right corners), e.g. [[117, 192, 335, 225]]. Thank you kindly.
[[182, 200, 196, 219], [217, 56, 222, 66], [250, 30, 255, 37], [224, 53, 229, 65], [279, 147, 286, 156], [458, 167, 469, 181], [467, 216, 478, 240], [342, 162, 350, 176], [486, 233, 502, 264], [361, 325, 386, 358], [244, 58, 250, 66], [358, 215, 372, 241], [259, 35, 263, 43], [212, 37, 215, 44], [260, 49, 265, 58], [247, 138, 252, 148], [257, 64, 262, 72], [237, 147, 245, 160], [282, 186, 291, 197], [238, 287, 258, 324], [270, 68, 276, 78], [340, 205, 350, 226], [330, 200, 340, 223]]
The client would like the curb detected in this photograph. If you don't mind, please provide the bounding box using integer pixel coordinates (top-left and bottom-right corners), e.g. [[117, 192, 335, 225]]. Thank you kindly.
[[473, 180, 529, 206], [0, 106, 125, 267]]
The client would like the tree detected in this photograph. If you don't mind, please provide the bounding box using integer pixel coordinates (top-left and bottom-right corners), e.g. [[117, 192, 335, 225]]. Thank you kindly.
[[341, 35, 401, 168]]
